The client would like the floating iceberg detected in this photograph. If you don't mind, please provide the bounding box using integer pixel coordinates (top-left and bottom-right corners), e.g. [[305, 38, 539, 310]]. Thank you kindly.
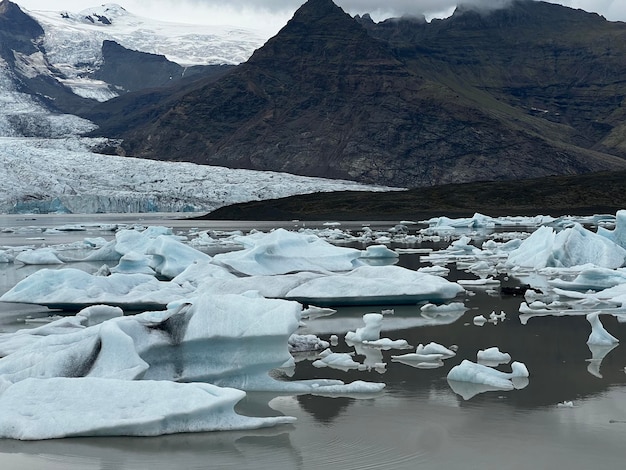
[[586, 312, 619, 345], [286, 265, 464, 306], [0, 292, 383, 393], [447, 360, 529, 397], [312, 349, 364, 371], [0, 378, 295, 440], [549, 267, 626, 291], [391, 342, 455, 368], [212, 229, 363, 276], [507, 224, 626, 269], [345, 313, 384, 343], [477, 347, 511, 366], [598, 209, 626, 249], [360, 245, 399, 259], [14, 247, 64, 265], [0, 268, 191, 310]]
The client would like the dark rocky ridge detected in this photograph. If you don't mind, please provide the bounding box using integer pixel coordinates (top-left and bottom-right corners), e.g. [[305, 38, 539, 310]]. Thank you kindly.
[[93, 40, 230, 94], [0, 0, 92, 113], [201, 170, 626, 221], [90, 0, 626, 188]]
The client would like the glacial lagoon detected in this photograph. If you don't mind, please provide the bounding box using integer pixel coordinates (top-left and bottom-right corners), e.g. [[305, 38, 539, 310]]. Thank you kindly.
[[0, 213, 625, 469]]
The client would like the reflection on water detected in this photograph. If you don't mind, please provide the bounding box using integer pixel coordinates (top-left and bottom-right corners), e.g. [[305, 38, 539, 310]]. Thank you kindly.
[[1, 215, 626, 469]]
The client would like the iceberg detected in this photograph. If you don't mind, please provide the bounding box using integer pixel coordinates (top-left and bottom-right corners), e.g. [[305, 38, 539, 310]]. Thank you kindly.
[[0, 377, 295, 440], [598, 209, 626, 249], [0, 268, 191, 310], [360, 245, 399, 259], [0, 292, 384, 394], [286, 265, 464, 306], [586, 312, 619, 345], [343, 313, 410, 349], [507, 224, 626, 269], [212, 229, 363, 276], [447, 360, 529, 396], [312, 349, 364, 371], [391, 342, 455, 368], [114, 227, 211, 278], [345, 313, 384, 342], [549, 267, 626, 291], [14, 247, 64, 265], [477, 347, 511, 366]]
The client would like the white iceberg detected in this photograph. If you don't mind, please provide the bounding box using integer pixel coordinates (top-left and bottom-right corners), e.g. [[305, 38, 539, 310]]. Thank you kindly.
[[549, 267, 626, 291], [447, 360, 529, 393], [345, 313, 383, 343], [507, 224, 626, 269], [212, 229, 363, 276], [586, 312, 619, 345], [0, 293, 384, 395], [192, 272, 323, 298], [288, 334, 330, 353], [286, 265, 464, 306], [110, 252, 156, 275], [0, 268, 191, 310], [391, 342, 455, 367], [0, 305, 123, 357], [477, 347, 511, 366], [15, 247, 64, 265], [312, 349, 364, 371], [360, 245, 399, 259], [0, 377, 295, 440], [598, 209, 626, 249]]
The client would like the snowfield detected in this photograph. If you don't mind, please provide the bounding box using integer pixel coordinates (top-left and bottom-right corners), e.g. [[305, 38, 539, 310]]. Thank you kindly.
[[24, 3, 267, 75]]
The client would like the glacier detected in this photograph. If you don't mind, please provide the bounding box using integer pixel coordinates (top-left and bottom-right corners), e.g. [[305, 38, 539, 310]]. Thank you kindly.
[[0, 137, 399, 214], [22, 3, 269, 100]]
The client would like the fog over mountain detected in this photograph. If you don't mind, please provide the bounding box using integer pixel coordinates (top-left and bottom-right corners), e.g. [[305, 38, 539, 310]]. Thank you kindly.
[[16, 0, 626, 28]]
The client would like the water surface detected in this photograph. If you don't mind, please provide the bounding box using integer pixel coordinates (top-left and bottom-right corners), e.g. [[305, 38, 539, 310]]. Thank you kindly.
[[0, 214, 624, 469]]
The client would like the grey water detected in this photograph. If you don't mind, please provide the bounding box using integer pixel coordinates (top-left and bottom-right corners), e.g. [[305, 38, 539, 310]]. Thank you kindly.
[[0, 214, 625, 469]]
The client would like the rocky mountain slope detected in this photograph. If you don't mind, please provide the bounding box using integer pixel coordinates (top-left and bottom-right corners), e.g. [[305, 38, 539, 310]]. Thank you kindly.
[[96, 0, 626, 188]]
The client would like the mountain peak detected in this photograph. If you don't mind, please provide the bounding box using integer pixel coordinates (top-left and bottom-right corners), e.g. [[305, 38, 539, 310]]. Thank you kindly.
[[78, 3, 128, 25], [247, 0, 393, 67], [277, 0, 355, 34], [292, 0, 344, 20]]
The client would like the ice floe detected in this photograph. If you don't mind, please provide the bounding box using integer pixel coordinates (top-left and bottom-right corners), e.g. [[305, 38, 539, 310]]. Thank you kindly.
[[0, 378, 295, 440], [285, 265, 464, 306], [391, 342, 456, 369], [447, 360, 529, 399]]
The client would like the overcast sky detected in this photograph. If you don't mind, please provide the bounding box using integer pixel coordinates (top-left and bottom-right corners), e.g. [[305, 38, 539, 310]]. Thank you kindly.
[[17, 0, 626, 35]]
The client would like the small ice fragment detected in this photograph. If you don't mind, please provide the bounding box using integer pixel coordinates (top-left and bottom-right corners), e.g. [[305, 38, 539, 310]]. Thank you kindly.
[[473, 315, 487, 326]]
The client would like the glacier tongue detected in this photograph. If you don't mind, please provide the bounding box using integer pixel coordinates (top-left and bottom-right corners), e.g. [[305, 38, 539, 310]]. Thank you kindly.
[[0, 136, 398, 214]]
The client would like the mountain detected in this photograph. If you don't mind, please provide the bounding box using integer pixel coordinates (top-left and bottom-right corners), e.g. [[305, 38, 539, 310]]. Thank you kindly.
[[3, 1, 398, 215], [95, 0, 626, 188], [0, 1, 265, 110]]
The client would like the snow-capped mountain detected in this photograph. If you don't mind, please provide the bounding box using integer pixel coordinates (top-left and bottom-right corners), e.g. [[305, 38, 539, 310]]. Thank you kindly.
[[29, 3, 267, 67], [21, 3, 268, 101]]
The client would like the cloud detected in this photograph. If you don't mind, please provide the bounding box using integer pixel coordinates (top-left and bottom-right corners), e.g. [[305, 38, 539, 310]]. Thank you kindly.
[[178, 0, 626, 22], [17, 0, 626, 27]]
